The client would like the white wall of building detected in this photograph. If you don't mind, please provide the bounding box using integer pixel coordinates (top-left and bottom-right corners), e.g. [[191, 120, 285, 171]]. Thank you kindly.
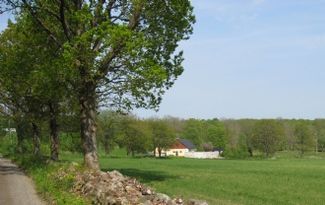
[[155, 148, 189, 157], [184, 151, 221, 159]]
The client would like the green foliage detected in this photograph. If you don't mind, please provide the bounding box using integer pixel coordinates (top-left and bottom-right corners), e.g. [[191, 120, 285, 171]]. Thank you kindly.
[[206, 119, 226, 149], [13, 156, 87, 205], [181, 119, 204, 149], [117, 115, 152, 156], [252, 120, 284, 157], [313, 119, 325, 152], [60, 133, 83, 153], [97, 110, 123, 154], [0, 138, 87, 205], [182, 119, 226, 150], [149, 119, 176, 156], [224, 134, 250, 159], [294, 121, 315, 156]]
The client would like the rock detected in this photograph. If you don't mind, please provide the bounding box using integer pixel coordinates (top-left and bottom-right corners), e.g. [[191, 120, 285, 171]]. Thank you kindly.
[[154, 193, 171, 202], [142, 188, 153, 195], [141, 200, 153, 205], [109, 170, 124, 179], [168, 200, 178, 205], [186, 199, 208, 205], [174, 198, 183, 204]]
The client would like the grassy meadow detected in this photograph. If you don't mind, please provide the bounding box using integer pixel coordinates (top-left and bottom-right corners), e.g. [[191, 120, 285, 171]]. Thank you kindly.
[[61, 150, 325, 205]]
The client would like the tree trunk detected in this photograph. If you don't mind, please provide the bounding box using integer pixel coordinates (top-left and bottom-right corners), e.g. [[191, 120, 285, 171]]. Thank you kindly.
[[16, 122, 24, 153], [104, 134, 110, 154], [32, 122, 41, 156], [248, 147, 253, 157], [158, 147, 162, 158], [49, 103, 59, 161], [79, 81, 99, 170]]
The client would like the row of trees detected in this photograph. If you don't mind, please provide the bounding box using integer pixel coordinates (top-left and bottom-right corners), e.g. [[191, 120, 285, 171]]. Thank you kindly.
[[224, 119, 324, 158], [1, 107, 323, 159], [96, 111, 226, 156], [0, 0, 195, 169], [98, 111, 175, 157], [96, 114, 325, 159]]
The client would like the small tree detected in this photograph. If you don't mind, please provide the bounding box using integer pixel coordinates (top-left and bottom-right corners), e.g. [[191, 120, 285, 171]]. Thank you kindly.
[[118, 116, 151, 157], [182, 119, 205, 149], [206, 119, 226, 149], [97, 110, 122, 154], [252, 120, 284, 157], [149, 119, 175, 157], [294, 122, 314, 157]]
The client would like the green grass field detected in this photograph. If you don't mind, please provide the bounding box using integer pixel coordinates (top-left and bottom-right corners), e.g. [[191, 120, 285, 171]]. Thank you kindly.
[[61, 150, 325, 205]]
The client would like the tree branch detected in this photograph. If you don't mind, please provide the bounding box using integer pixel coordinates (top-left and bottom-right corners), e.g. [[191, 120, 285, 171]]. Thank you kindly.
[[59, 0, 71, 41], [97, 1, 144, 78], [22, 0, 62, 47]]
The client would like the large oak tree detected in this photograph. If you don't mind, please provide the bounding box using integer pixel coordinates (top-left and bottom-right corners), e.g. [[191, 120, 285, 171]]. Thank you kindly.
[[1, 0, 195, 169]]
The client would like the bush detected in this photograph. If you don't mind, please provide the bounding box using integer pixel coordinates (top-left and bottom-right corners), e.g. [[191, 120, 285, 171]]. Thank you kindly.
[[60, 133, 82, 153], [223, 146, 250, 159]]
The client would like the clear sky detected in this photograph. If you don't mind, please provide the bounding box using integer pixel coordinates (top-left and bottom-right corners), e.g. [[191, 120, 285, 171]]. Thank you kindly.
[[1, 0, 325, 119]]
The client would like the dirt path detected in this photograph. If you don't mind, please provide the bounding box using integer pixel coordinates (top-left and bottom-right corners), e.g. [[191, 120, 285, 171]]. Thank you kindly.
[[0, 157, 44, 205]]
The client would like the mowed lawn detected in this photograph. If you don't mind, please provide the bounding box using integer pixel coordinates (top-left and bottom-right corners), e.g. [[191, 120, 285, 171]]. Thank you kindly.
[[62, 152, 325, 205]]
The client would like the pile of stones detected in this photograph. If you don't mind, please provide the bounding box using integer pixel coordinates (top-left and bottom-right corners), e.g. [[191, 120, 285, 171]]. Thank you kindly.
[[71, 168, 208, 205]]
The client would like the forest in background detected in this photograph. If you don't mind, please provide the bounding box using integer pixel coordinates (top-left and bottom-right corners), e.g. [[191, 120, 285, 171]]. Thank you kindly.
[[1, 110, 324, 159]]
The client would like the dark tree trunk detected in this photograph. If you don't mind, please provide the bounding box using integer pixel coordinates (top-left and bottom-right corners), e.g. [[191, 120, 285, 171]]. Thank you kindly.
[[16, 122, 24, 153], [104, 134, 110, 154], [248, 147, 253, 157], [32, 122, 41, 156], [79, 80, 99, 170], [49, 103, 60, 161], [158, 147, 162, 158]]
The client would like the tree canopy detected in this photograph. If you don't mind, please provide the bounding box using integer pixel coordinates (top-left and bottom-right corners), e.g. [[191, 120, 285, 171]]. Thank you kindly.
[[0, 0, 195, 169]]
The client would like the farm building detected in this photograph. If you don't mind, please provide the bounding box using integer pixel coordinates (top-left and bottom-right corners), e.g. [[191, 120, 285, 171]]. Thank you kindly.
[[155, 138, 196, 157]]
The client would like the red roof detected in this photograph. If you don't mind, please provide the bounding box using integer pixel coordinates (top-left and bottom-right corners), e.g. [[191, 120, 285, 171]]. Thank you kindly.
[[170, 139, 187, 149]]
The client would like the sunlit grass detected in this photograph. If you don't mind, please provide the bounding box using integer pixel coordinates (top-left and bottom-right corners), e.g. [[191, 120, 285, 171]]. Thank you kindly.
[[63, 150, 325, 205]]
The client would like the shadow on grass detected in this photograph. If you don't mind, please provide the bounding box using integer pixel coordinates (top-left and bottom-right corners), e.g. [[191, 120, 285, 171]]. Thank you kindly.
[[102, 168, 178, 183]]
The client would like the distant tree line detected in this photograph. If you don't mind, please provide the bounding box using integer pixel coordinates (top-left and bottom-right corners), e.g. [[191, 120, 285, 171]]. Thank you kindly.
[[223, 119, 323, 158], [95, 113, 325, 159], [1, 106, 324, 159], [96, 111, 226, 157]]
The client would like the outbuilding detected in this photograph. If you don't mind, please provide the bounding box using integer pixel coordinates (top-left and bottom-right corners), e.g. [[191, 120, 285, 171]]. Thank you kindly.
[[155, 138, 196, 157]]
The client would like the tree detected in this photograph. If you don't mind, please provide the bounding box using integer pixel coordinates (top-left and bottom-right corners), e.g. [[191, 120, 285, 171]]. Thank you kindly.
[[97, 110, 122, 154], [223, 119, 255, 158], [294, 121, 314, 156], [182, 119, 205, 149], [313, 119, 325, 152], [0, 16, 71, 160], [1, 0, 195, 169], [252, 120, 284, 157], [149, 119, 175, 157], [0, 19, 44, 155], [118, 116, 151, 157], [206, 119, 226, 149]]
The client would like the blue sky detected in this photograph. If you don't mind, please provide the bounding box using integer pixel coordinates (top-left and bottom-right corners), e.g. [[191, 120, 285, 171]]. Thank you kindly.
[[1, 0, 325, 119]]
